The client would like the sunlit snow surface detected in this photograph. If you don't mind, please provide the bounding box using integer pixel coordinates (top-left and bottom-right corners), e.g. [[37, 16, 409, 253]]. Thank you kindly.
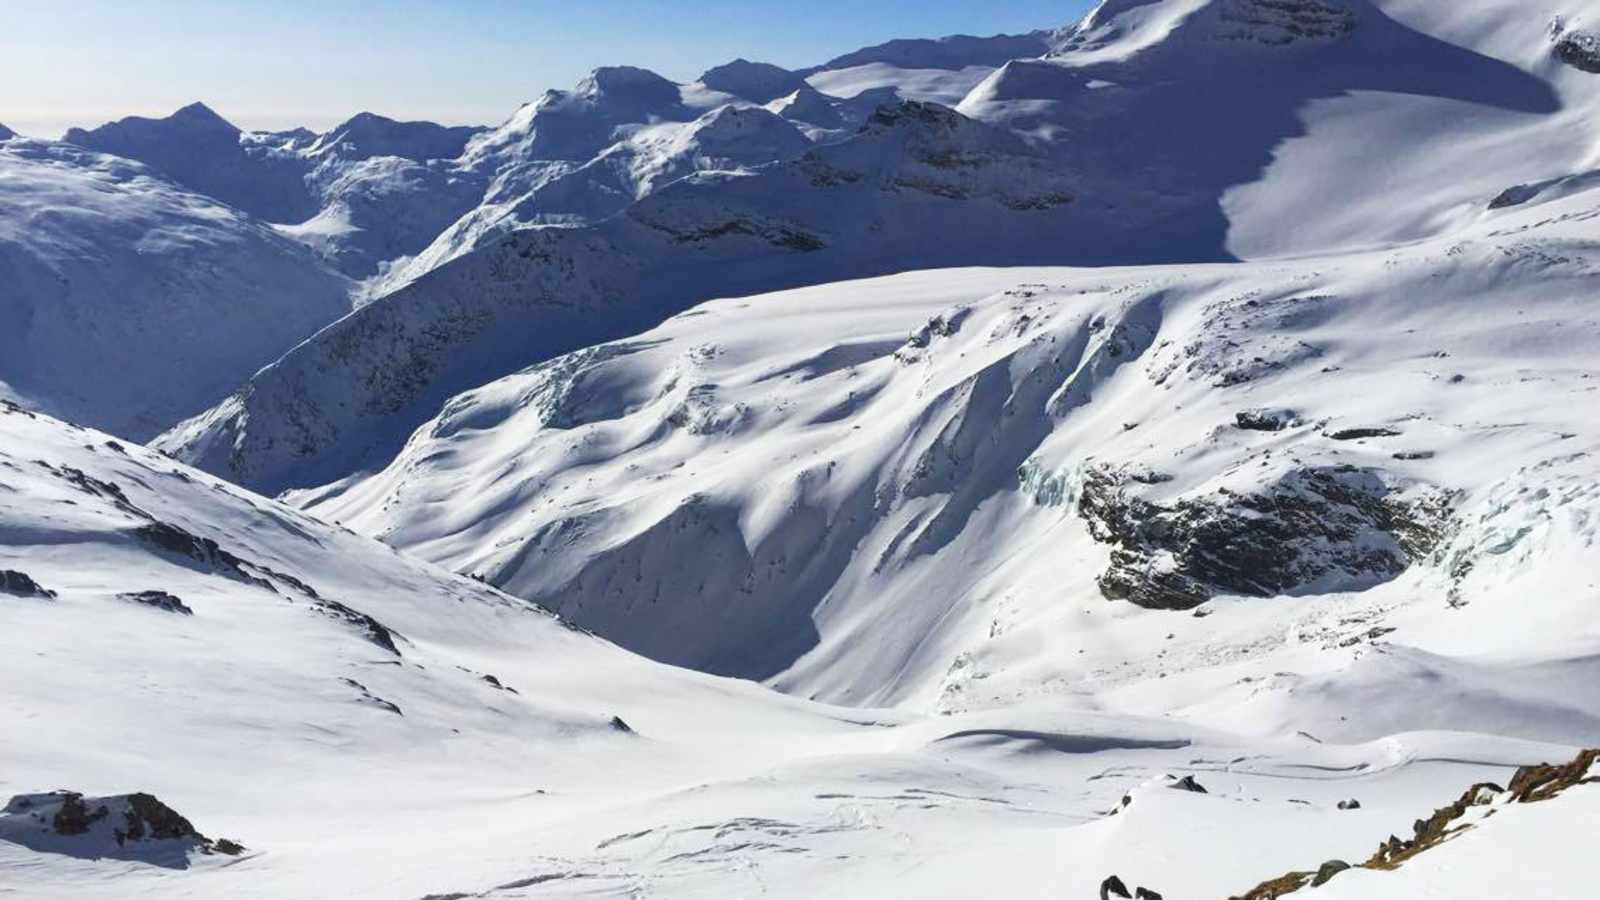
[[7, 0, 1600, 896]]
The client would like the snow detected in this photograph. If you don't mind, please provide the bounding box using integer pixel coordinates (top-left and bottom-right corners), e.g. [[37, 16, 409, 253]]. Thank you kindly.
[[0, 138, 351, 440], [8, 0, 1600, 896]]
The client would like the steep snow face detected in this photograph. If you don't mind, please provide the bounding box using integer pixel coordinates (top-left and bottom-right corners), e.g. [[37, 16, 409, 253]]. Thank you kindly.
[[303, 177, 1600, 711], [303, 111, 482, 162], [155, 100, 1099, 493], [0, 139, 350, 440], [62, 103, 317, 223]]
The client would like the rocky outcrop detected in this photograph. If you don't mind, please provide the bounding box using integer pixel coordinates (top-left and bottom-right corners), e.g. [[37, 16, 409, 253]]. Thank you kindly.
[[1236, 408, 1299, 432], [1079, 464, 1453, 610], [1230, 748, 1600, 898], [1, 790, 244, 859], [1, 569, 56, 599], [1554, 28, 1600, 74], [119, 590, 194, 615], [1211, 0, 1357, 45]]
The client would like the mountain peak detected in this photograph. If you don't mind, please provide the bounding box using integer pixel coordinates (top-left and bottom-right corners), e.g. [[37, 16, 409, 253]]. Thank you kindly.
[[0, 123, 14, 141], [308, 111, 482, 162], [699, 59, 807, 103], [170, 101, 240, 133], [579, 66, 679, 99]]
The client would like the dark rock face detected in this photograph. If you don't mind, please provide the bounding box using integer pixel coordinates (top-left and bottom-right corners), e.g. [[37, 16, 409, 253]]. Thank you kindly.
[[1310, 860, 1349, 887], [133, 521, 400, 654], [1508, 748, 1600, 802], [1327, 427, 1401, 441], [609, 715, 635, 734], [1555, 30, 1600, 73], [132, 521, 275, 590], [1211, 0, 1357, 45], [1, 569, 56, 599], [4, 790, 244, 857], [119, 590, 194, 615], [1079, 464, 1452, 610], [1168, 775, 1208, 794], [53, 794, 110, 835], [1337, 798, 1361, 810], [1100, 875, 1132, 899], [1236, 408, 1298, 432]]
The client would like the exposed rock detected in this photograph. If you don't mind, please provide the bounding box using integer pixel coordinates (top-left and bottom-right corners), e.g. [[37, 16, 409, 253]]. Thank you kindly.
[[1134, 889, 1164, 900], [1168, 774, 1208, 794], [1554, 28, 1600, 73], [1232, 748, 1599, 898], [609, 715, 635, 734], [1, 569, 56, 599], [1507, 748, 1600, 802], [133, 520, 402, 655], [1489, 183, 1542, 209], [118, 590, 194, 615], [1079, 464, 1453, 610], [53, 793, 110, 835], [1100, 875, 1133, 899], [132, 521, 275, 590], [1327, 427, 1401, 441], [1337, 798, 1361, 810], [2, 790, 244, 858], [1310, 860, 1349, 886], [340, 677, 403, 716], [1236, 408, 1299, 432], [1210, 0, 1357, 45]]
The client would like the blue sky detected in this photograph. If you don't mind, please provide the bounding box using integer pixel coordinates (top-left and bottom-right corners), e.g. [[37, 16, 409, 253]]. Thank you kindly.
[[1, 1, 1093, 138]]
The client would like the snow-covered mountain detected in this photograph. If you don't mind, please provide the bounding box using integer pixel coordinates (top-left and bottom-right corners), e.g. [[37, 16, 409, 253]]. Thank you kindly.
[[5, 401, 1597, 899], [160, 0, 1600, 496], [155, 98, 1095, 492], [8, 0, 1600, 896], [0, 138, 350, 440], [292, 168, 1600, 709]]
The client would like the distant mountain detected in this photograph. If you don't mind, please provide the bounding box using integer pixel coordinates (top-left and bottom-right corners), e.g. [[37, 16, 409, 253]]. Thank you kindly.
[[0, 139, 350, 439], [304, 111, 483, 163], [63, 102, 318, 223], [809, 31, 1055, 72], [699, 59, 811, 103]]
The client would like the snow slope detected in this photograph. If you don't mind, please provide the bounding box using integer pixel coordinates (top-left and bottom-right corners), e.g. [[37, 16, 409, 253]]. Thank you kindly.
[[0, 138, 351, 440], [298, 172, 1600, 715], [4, 404, 1595, 898], [9, 1, 1600, 895]]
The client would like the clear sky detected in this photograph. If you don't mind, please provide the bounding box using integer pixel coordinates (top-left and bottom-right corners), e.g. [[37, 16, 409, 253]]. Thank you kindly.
[[1, 1, 1094, 138]]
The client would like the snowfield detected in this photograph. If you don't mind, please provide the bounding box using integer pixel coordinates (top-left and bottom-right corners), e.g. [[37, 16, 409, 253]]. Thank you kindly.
[[6, 0, 1600, 896]]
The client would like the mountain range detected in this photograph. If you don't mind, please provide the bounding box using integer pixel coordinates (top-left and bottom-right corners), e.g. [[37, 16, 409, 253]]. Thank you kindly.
[[3, 1, 1599, 897]]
